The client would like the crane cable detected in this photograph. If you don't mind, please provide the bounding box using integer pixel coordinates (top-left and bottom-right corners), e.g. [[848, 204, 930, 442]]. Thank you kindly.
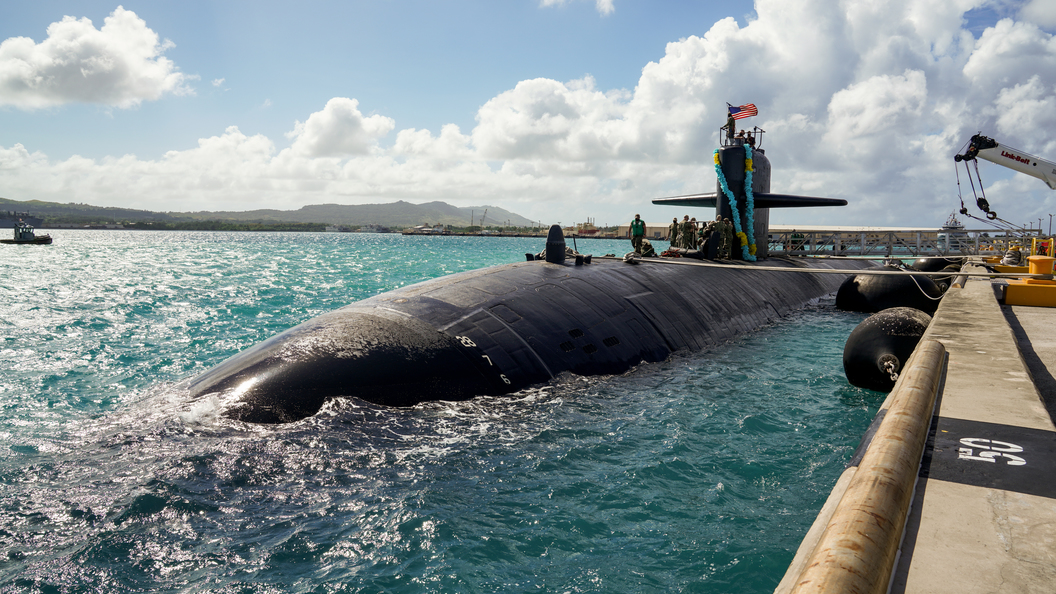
[[955, 159, 1024, 232]]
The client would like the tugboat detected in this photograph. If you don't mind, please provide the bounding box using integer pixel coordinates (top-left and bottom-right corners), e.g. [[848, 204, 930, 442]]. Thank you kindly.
[[1, 221, 52, 245]]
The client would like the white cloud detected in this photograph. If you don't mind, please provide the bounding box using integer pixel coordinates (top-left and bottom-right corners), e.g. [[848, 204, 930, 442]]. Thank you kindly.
[[963, 19, 1056, 89], [992, 76, 1056, 154], [393, 124, 474, 162], [0, 6, 191, 109], [286, 98, 395, 158], [1020, 0, 1056, 29], [823, 70, 928, 149], [472, 76, 641, 161], [540, 0, 615, 16], [212, 78, 224, 87], [2, 0, 1056, 229]]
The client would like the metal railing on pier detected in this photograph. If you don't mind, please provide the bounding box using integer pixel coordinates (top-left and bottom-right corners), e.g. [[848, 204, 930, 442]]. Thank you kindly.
[[768, 229, 1054, 257]]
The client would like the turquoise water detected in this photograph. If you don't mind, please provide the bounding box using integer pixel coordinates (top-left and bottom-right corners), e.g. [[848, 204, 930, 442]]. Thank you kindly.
[[0, 231, 879, 593]]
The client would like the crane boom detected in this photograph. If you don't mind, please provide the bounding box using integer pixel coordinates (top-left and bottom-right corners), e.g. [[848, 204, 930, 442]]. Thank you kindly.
[[955, 134, 1056, 190]]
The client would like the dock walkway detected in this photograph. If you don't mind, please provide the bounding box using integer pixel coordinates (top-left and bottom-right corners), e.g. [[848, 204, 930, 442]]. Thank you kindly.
[[892, 265, 1056, 592], [778, 262, 1056, 593]]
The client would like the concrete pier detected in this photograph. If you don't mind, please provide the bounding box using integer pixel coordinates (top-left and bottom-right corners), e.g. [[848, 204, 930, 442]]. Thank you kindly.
[[778, 261, 1056, 593]]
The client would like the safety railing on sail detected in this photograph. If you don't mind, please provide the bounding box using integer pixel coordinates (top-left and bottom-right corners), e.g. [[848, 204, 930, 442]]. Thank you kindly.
[[768, 230, 1053, 257], [719, 126, 765, 148]]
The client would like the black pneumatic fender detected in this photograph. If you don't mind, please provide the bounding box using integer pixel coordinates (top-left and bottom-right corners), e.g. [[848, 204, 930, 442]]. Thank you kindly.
[[835, 266, 942, 314], [933, 264, 964, 293], [843, 307, 933, 392], [911, 257, 965, 272]]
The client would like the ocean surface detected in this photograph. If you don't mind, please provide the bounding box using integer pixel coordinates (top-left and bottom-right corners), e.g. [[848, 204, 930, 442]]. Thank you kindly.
[[0, 231, 880, 593]]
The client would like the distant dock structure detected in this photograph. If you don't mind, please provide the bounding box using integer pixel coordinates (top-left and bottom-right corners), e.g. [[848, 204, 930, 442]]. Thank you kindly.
[[0, 211, 43, 229], [766, 224, 1040, 257], [610, 222, 1045, 257]]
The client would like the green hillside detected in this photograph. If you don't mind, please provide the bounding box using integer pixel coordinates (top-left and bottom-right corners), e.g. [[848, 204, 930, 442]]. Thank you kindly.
[[184, 201, 534, 227], [0, 197, 183, 223], [0, 197, 534, 229]]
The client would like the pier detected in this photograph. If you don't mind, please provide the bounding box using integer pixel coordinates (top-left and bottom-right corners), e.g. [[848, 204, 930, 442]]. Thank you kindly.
[[776, 259, 1056, 593]]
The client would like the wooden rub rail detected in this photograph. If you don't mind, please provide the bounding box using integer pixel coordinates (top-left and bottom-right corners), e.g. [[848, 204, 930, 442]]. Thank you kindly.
[[778, 340, 946, 594]]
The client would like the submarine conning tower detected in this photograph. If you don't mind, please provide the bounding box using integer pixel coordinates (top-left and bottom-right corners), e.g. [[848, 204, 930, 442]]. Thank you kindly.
[[717, 144, 772, 259], [652, 127, 847, 261]]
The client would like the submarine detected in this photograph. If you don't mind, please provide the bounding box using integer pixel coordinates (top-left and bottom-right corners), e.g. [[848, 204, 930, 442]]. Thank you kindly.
[[184, 130, 875, 424]]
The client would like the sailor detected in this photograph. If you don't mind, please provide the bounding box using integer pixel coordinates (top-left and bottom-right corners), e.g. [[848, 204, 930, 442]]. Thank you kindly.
[[668, 217, 679, 248], [721, 217, 735, 259], [746, 131, 755, 148], [723, 113, 736, 143], [701, 218, 718, 259], [689, 217, 699, 248], [736, 130, 746, 142], [701, 218, 714, 244], [680, 215, 695, 249], [711, 216, 724, 258], [629, 214, 646, 254]]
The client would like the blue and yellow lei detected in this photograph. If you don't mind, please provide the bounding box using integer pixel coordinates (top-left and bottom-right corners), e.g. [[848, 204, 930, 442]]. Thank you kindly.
[[713, 144, 757, 261]]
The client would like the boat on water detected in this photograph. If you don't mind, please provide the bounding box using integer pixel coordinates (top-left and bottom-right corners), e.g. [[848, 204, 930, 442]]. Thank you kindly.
[[937, 212, 969, 252], [1, 221, 52, 245]]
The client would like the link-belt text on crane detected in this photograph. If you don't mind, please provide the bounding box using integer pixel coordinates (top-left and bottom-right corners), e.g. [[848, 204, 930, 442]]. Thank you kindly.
[[1001, 150, 1031, 165]]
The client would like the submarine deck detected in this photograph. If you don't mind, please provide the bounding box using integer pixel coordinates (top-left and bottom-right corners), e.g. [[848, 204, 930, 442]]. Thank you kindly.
[[776, 261, 1056, 593]]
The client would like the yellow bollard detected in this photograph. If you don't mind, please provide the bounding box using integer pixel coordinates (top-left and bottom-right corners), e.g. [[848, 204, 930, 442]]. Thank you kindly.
[[1028, 255, 1056, 275], [1004, 256, 1056, 306]]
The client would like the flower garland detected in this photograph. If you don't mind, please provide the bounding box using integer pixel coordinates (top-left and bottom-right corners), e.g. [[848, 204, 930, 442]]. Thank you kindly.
[[713, 145, 758, 261], [744, 145, 757, 257]]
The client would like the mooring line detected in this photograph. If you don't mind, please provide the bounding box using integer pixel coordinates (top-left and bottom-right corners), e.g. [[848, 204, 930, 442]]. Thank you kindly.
[[593, 256, 1050, 280]]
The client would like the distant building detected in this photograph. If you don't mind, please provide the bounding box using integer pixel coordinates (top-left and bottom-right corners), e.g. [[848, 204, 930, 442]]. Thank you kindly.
[[355, 224, 392, 233], [574, 218, 600, 236], [402, 224, 448, 235]]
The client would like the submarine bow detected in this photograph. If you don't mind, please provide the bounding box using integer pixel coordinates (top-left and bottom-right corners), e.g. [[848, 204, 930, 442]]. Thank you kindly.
[[184, 309, 499, 423]]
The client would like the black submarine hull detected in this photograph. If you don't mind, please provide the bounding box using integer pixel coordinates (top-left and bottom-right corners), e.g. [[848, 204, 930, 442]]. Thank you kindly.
[[184, 255, 876, 423]]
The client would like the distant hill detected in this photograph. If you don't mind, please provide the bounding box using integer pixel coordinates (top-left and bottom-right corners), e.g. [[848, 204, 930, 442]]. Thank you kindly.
[[0, 197, 184, 223], [0, 197, 534, 228], [183, 201, 534, 227]]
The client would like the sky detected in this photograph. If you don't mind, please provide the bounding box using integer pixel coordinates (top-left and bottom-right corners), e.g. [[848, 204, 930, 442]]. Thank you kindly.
[[1, 0, 1055, 229]]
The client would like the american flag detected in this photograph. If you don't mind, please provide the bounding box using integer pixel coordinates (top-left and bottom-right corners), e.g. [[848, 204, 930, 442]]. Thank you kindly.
[[728, 103, 758, 120]]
